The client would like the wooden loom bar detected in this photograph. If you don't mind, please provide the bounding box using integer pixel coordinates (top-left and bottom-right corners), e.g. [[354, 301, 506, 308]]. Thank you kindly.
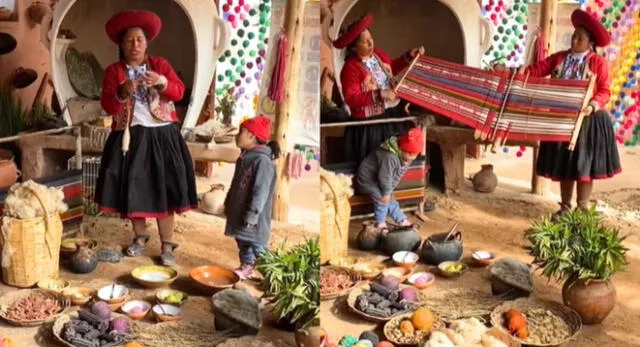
[[568, 75, 597, 150], [393, 53, 421, 94]]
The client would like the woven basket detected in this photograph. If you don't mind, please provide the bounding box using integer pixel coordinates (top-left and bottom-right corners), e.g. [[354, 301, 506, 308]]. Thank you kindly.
[[320, 172, 351, 264], [81, 122, 111, 149], [490, 298, 582, 346], [346, 283, 427, 323], [0, 187, 63, 287], [320, 266, 361, 301], [53, 310, 136, 347], [0, 289, 70, 326], [383, 311, 443, 346]]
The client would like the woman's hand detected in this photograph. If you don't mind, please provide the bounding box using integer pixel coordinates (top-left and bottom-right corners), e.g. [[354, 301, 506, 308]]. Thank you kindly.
[[410, 46, 425, 58], [142, 71, 162, 87], [118, 80, 137, 98], [582, 105, 595, 115], [492, 63, 526, 74], [381, 89, 397, 101]]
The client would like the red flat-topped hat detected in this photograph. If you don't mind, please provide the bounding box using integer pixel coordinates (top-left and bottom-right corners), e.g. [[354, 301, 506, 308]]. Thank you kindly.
[[571, 9, 610, 47], [105, 10, 162, 44], [333, 13, 373, 49]]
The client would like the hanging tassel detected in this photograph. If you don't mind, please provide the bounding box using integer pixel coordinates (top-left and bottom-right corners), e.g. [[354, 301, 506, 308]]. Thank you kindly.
[[268, 31, 288, 102], [288, 150, 302, 179], [534, 29, 548, 62]]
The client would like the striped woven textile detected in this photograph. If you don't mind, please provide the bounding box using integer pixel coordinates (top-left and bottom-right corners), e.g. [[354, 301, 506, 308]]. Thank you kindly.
[[396, 55, 591, 142], [322, 157, 426, 216], [0, 170, 84, 225]]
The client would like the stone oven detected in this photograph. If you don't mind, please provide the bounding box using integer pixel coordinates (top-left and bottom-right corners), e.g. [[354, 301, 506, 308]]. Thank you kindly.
[[50, 0, 229, 129]]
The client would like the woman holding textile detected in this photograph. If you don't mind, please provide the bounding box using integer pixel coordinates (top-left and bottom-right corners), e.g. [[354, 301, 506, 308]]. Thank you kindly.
[[334, 13, 425, 164], [95, 10, 198, 266], [498, 9, 620, 218]]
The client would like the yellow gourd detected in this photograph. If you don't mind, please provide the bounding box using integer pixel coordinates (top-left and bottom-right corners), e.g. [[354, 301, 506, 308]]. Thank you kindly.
[[2, 338, 15, 347], [411, 307, 436, 331], [125, 343, 143, 347], [400, 320, 415, 334]]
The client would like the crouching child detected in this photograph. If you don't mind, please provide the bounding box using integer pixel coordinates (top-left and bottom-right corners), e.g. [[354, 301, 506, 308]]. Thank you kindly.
[[356, 127, 424, 233]]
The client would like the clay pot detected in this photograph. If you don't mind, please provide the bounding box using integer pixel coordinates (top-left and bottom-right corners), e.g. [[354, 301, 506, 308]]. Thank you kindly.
[[199, 184, 226, 215], [421, 231, 463, 265], [562, 277, 616, 325], [68, 241, 98, 274], [356, 221, 381, 251], [295, 326, 327, 347], [380, 225, 421, 256], [471, 164, 498, 193], [0, 149, 20, 189]]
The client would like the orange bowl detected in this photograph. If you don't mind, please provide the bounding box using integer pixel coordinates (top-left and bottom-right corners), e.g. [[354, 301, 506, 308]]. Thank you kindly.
[[189, 265, 240, 296]]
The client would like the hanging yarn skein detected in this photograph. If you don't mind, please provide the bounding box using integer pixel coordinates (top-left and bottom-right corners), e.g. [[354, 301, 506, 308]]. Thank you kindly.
[[267, 31, 288, 102]]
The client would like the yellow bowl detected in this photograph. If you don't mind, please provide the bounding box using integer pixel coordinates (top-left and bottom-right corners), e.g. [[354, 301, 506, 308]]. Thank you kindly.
[[156, 288, 189, 306], [328, 256, 358, 269], [62, 287, 97, 306], [131, 266, 179, 289], [438, 261, 468, 278], [37, 279, 70, 293]]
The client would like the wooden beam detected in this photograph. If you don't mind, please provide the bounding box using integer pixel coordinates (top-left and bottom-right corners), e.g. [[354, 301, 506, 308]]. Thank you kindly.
[[532, 0, 558, 196], [272, 0, 306, 222]]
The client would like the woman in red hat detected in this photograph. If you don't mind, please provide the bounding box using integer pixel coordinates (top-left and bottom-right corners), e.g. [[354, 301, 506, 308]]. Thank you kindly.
[[94, 10, 198, 266], [224, 115, 280, 279], [356, 127, 424, 232], [333, 13, 425, 164], [497, 9, 621, 219]]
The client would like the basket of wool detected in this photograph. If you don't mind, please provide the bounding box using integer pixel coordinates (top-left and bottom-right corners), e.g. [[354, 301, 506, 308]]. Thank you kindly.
[[0, 180, 67, 287], [320, 168, 353, 264]]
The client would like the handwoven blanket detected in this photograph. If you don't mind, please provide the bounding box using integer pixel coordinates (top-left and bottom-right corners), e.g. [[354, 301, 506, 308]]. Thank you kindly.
[[395, 55, 592, 142]]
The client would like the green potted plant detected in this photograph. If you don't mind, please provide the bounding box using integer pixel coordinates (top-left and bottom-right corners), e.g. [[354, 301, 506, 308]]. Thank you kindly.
[[524, 207, 629, 324], [215, 87, 236, 127], [256, 237, 320, 331]]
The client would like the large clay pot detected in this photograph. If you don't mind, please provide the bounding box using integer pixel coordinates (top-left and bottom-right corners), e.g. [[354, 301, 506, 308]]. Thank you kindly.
[[199, 184, 226, 215], [68, 241, 98, 274], [295, 326, 327, 347], [381, 225, 421, 256], [562, 277, 616, 325], [0, 149, 21, 189], [471, 164, 498, 193], [421, 231, 463, 265], [356, 221, 381, 251]]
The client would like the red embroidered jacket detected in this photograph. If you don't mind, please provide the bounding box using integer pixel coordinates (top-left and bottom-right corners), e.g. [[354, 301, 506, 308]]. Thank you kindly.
[[101, 56, 185, 130], [340, 48, 411, 119], [525, 50, 611, 110]]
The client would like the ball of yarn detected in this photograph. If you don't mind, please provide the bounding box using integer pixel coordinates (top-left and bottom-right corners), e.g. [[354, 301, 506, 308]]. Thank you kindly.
[[356, 340, 374, 347], [359, 331, 379, 345], [339, 335, 359, 347], [375, 342, 395, 347]]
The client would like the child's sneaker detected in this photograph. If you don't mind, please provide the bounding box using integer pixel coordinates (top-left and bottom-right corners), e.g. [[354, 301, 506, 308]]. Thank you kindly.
[[234, 264, 254, 280]]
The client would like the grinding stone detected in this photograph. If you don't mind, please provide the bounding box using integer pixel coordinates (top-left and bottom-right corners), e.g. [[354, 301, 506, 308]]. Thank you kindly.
[[489, 257, 533, 293], [212, 288, 262, 335]]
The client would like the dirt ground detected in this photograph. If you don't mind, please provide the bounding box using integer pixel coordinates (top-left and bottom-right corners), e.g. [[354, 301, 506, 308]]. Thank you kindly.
[[0, 211, 315, 346], [320, 184, 640, 347]]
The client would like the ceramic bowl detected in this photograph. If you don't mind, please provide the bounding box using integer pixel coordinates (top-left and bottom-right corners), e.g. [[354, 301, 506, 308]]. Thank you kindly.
[[381, 267, 412, 282], [438, 261, 468, 278], [37, 278, 70, 293], [97, 284, 129, 304], [329, 256, 358, 270], [352, 262, 386, 280], [406, 272, 435, 289], [156, 289, 189, 306], [471, 250, 497, 267], [60, 237, 99, 257], [189, 265, 240, 296], [152, 304, 182, 322], [392, 251, 420, 269], [131, 265, 179, 289], [121, 300, 152, 320], [62, 287, 97, 306]]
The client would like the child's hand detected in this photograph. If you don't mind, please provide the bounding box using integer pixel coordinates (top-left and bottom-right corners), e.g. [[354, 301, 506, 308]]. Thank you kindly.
[[379, 195, 391, 204], [244, 222, 256, 230]]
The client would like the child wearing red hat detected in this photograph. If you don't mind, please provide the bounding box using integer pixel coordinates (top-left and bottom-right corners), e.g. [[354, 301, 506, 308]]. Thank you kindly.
[[224, 115, 281, 279], [356, 127, 424, 232]]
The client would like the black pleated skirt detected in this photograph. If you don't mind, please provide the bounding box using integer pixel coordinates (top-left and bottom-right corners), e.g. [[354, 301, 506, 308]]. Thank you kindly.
[[343, 103, 415, 164], [95, 124, 198, 219], [536, 110, 622, 182]]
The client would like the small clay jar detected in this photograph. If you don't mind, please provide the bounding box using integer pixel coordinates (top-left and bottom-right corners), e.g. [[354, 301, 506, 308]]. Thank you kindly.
[[68, 241, 98, 274], [0, 149, 20, 189], [471, 164, 498, 193], [356, 221, 381, 251]]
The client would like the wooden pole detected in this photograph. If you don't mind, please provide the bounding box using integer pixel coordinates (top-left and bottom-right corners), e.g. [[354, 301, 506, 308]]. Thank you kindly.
[[531, 0, 557, 196], [272, 0, 306, 222]]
